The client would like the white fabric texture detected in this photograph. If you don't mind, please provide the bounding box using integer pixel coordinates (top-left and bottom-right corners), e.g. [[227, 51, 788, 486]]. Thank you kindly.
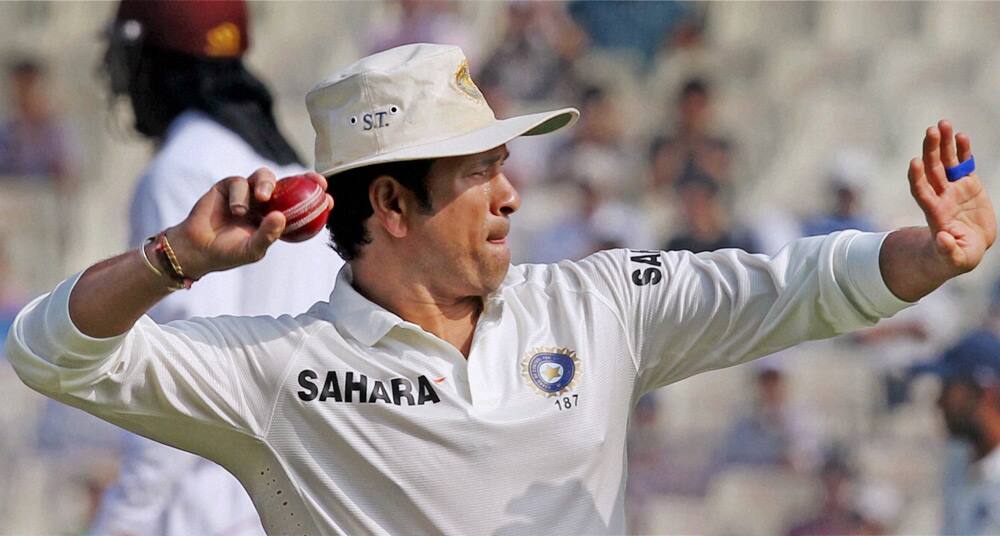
[[89, 111, 342, 536], [8, 230, 909, 535]]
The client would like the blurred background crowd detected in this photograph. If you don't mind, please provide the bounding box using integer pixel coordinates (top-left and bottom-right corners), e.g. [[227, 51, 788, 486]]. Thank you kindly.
[[2, 1, 1000, 534]]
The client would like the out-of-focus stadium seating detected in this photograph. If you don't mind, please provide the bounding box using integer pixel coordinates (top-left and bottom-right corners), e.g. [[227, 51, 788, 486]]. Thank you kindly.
[[705, 467, 822, 536], [1, 1, 997, 534]]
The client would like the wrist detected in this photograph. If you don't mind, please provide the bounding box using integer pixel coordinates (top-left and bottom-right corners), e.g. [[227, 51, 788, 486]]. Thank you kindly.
[[920, 228, 967, 280], [138, 238, 184, 291], [881, 227, 957, 302], [161, 227, 209, 282]]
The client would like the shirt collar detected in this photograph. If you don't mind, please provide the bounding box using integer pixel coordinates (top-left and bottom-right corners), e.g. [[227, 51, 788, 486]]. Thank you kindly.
[[316, 263, 526, 347], [315, 264, 405, 347], [489, 263, 526, 302]]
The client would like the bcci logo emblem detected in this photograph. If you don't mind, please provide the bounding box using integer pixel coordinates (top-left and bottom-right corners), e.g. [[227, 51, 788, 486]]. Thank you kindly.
[[453, 59, 485, 103], [521, 347, 580, 397]]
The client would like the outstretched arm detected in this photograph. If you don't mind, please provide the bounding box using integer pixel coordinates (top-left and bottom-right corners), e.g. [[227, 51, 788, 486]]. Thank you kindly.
[[68, 169, 331, 338], [881, 120, 996, 302]]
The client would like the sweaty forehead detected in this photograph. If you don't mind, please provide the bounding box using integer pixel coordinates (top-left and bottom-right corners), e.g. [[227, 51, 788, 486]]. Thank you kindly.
[[423, 146, 509, 198], [435, 145, 509, 171]]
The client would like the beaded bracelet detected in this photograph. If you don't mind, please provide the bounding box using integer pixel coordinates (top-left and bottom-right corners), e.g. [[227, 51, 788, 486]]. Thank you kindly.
[[152, 233, 196, 290], [139, 236, 185, 291]]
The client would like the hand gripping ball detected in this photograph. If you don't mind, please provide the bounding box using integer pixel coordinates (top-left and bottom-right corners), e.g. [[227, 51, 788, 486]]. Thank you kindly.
[[258, 174, 331, 243]]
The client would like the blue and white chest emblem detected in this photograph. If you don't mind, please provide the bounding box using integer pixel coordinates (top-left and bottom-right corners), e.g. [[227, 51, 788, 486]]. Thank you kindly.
[[521, 347, 580, 397]]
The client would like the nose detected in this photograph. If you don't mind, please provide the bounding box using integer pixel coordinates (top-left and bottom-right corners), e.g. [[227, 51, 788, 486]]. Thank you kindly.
[[492, 171, 521, 216]]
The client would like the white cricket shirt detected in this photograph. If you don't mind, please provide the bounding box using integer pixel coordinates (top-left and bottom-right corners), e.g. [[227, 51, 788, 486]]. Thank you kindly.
[[7, 231, 910, 535], [101, 110, 343, 536]]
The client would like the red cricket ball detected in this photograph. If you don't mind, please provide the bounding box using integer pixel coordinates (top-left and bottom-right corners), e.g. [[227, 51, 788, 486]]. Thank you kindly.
[[258, 174, 330, 243]]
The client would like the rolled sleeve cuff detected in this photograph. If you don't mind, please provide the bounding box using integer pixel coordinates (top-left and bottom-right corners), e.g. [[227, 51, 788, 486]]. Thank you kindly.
[[47, 271, 130, 360], [7, 271, 130, 394], [844, 231, 914, 318]]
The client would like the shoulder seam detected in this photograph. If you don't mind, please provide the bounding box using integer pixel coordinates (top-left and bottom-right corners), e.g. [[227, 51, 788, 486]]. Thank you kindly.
[[261, 319, 320, 438], [521, 269, 641, 375]]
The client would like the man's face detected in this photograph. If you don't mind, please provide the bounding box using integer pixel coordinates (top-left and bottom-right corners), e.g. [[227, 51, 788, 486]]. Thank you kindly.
[[937, 380, 984, 442], [407, 145, 519, 297]]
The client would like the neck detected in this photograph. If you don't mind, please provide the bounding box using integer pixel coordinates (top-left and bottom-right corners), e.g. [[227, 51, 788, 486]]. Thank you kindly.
[[350, 251, 482, 358]]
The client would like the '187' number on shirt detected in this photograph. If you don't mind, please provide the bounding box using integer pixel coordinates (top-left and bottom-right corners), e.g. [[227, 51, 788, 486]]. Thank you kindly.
[[555, 394, 579, 411]]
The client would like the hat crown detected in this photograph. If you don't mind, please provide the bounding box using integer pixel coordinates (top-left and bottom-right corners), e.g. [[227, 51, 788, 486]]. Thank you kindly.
[[307, 43, 498, 176], [316, 43, 458, 85]]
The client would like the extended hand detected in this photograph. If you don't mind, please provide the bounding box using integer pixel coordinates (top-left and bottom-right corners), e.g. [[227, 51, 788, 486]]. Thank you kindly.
[[166, 168, 332, 279], [908, 120, 996, 276]]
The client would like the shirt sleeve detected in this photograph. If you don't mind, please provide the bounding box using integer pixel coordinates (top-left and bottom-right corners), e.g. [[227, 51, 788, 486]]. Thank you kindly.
[[4, 272, 309, 458], [574, 231, 912, 395]]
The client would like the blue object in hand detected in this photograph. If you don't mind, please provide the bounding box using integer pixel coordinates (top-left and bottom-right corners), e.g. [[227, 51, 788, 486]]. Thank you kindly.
[[946, 156, 975, 182]]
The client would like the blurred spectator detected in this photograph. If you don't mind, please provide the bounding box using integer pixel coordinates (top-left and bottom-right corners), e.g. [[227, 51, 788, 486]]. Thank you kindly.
[[801, 149, 879, 237], [787, 447, 864, 536], [626, 394, 708, 532], [715, 366, 820, 472], [567, 1, 697, 65], [853, 481, 902, 535], [477, 2, 586, 105], [649, 78, 733, 190], [911, 327, 1000, 534], [625, 394, 667, 533], [367, 0, 480, 63], [528, 181, 649, 263], [547, 86, 638, 195], [0, 237, 28, 352], [91, 1, 341, 535], [664, 173, 759, 253], [853, 284, 961, 411], [0, 57, 78, 189], [746, 206, 803, 256]]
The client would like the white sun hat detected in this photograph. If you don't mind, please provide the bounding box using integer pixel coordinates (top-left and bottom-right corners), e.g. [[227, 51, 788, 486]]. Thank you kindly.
[[306, 43, 580, 177]]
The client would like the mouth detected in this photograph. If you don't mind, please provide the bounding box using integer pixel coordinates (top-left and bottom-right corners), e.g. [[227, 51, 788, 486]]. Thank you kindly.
[[487, 224, 509, 245], [486, 222, 510, 246]]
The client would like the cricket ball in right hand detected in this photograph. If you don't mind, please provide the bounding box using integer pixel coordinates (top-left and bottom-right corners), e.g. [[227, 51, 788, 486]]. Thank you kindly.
[[260, 174, 331, 243]]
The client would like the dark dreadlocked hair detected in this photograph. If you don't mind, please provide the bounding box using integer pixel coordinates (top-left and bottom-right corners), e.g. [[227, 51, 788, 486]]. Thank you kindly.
[[109, 44, 302, 166]]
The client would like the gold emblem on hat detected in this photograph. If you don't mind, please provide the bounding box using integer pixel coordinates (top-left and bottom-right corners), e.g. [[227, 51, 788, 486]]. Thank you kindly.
[[453, 60, 485, 103], [204, 22, 241, 57]]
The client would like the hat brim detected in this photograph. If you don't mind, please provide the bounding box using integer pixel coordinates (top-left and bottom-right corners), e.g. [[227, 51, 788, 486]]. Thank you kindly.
[[320, 107, 579, 177]]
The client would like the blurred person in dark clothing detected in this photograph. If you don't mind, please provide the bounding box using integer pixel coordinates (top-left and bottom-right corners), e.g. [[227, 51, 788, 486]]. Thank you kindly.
[[649, 78, 733, 190], [0, 237, 28, 354], [92, 1, 340, 534], [367, 0, 479, 62], [547, 86, 638, 195], [567, 1, 697, 66], [801, 149, 879, 237], [911, 316, 1000, 535], [787, 448, 865, 536], [625, 394, 709, 532], [0, 58, 78, 187], [664, 172, 758, 253], [625, 394, 667, 534], [529, 180, 648, 263], [477, 2, 586, 104], [715, 365, 819, 472]]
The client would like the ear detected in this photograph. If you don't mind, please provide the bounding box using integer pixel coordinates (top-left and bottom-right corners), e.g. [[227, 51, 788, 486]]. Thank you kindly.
[[369, 175, 413, 239]]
